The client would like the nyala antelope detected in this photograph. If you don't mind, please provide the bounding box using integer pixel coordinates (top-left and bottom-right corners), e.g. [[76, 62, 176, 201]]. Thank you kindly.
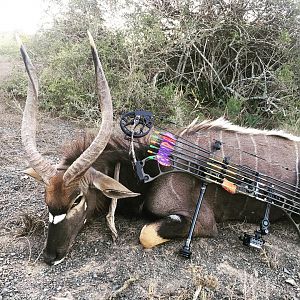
[[19, 33, 300, 265]]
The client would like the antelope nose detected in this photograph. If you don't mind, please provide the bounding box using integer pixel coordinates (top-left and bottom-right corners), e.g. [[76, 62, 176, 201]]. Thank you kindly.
[[43, 250, 57, 266], [43, 249, 65, 266]]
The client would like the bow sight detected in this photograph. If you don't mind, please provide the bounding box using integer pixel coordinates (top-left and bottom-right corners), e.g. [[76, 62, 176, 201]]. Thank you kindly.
[[120, 110, 154, 138]]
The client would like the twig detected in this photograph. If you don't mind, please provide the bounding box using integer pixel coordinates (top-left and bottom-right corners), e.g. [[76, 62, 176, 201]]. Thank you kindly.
[[192, 285, 202, 300], [109, 276, 138, 299], [192, 42, 226, 90], [33, 247, 44, 264]]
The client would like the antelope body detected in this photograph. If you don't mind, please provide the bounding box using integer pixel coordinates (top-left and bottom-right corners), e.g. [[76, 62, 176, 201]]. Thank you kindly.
[[19, 34, 300, 266]]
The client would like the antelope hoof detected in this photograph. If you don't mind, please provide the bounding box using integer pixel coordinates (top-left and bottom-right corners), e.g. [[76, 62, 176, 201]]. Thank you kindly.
[[139, 223, 169, 248]]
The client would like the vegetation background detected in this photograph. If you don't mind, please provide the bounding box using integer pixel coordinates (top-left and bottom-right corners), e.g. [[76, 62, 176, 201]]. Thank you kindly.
[[1, 0, 300, 131], [0, 1, 300, 299]]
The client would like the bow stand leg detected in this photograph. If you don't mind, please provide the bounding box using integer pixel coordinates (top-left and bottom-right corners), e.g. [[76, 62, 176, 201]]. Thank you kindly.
[[180, 181, 208, 258]]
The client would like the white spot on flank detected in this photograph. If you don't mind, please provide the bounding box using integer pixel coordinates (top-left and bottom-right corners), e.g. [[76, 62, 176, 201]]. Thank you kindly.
[[169, 215, 181, 222], [170, 175, 181, 202], [53, 214, 66, 225], [219, 130, 225, 157], [53, 257, 65, 266], [250, 135, 258, 171], [84, 219, 87, 224], [235, 132, 242, 165]]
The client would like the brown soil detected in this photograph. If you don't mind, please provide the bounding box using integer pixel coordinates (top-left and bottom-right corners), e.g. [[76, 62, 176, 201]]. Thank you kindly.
[[0, 57, 299, 300]]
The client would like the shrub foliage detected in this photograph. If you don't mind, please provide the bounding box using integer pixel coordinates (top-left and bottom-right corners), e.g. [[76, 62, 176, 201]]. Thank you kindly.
[[4, 0, 300, 129]]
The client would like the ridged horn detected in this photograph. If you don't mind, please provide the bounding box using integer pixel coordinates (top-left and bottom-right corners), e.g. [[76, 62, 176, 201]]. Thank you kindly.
[[17, 35, 57, 185], [63, 31, 113, 185]]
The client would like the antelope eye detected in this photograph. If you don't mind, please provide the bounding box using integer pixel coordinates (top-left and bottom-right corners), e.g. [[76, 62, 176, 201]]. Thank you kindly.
[[71, 194, 83, 208]]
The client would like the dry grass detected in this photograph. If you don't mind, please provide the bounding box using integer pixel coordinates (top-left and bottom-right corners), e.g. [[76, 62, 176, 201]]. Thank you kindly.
[[224, 272, 271, 300], [260, 246, 280, 269], [16, 212, 47, 237], [109, 276, 139, 299], [190, 265, 218, 300]]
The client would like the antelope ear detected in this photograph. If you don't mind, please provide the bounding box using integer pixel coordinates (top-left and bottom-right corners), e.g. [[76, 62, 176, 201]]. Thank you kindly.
[[22, 167, 44, 183], [92, 171, 140, 199]]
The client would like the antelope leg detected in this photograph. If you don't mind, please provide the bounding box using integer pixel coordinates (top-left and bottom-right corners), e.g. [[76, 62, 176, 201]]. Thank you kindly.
[[106, 162, 121, 241]]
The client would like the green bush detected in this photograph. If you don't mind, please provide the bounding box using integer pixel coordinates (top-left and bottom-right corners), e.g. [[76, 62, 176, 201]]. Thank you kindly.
[[0, 34, 19, 57], [2, 0, 300, 131]]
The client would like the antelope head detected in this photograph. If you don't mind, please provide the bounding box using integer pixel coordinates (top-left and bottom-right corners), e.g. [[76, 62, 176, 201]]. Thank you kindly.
[[18, 32, 138, 265]]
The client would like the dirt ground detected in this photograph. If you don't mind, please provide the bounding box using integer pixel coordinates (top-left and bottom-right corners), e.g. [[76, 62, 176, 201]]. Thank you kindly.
[[0, 56, 299, 300]]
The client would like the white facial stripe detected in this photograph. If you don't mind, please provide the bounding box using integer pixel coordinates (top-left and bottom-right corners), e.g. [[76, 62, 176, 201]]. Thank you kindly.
[[53, 257, 65, 266], [169, 214, 181, 222], [84, 202, 87, 211], [53, 214, 67, 225], [49, 212, 54, 223]]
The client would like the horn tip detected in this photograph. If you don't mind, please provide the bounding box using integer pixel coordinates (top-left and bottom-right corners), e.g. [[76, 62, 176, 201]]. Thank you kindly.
[[87, 30, 96, 49], [15, 34, 23, 49]]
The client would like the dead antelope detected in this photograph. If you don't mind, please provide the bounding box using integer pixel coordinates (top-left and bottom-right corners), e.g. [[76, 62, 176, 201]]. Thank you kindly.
[[19, 34, 300, 265]]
